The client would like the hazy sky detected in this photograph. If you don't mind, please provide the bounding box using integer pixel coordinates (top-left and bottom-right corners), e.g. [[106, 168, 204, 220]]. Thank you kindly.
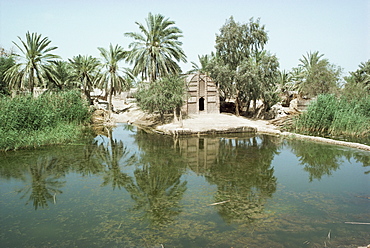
[[1, 0, 369, 75]]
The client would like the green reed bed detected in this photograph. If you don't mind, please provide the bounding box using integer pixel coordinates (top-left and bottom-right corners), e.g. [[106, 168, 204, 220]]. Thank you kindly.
[[0, 90, 91, 151], [292, 94, 370, 137]]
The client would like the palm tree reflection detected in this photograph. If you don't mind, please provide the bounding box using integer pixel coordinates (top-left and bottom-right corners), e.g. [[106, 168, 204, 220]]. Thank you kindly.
[[95, 129, 136, 190], [125, 163, 187, 226], [17, 156, 65, 210], [127, 130, 188, 226]]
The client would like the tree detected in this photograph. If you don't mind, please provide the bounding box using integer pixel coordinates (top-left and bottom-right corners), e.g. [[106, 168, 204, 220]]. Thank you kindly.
[[294, 51, 341, 97], [43, 60, 76, 91], [135, 75, 186, 121], [97, 44, 131, 115], [69, 55, 100, 104], [4, 32, 59, 95], [211, 17, 269, 116], [188, 54, 213, 75], [343, 60, 370, 99], [0, 51, 15, 95], [125, 12, 187, 83]]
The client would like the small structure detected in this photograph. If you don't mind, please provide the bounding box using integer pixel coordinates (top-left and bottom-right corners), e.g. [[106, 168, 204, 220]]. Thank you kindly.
[[183, 74, 220, 115]]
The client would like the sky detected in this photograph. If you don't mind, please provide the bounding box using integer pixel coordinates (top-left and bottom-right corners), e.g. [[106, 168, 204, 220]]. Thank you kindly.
[[0, 0, 369, 75]]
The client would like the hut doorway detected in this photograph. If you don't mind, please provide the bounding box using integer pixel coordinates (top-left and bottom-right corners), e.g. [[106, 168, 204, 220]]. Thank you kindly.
[[199, 97, 205, 111]]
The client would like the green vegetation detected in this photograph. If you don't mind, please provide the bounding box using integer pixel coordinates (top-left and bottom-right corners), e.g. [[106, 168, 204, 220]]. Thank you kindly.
[[209, 17, 279, 116], [97, 44, 132, 115], [287, 51, 342, 97], [343, 60, 370, 100], [291, 94, 370, 137], [0, 90, 90, 151], [4, 32, 59, 95], [125, 12, 187, 83], [0, 13, 369, 148], [135, 75, 186, 121]]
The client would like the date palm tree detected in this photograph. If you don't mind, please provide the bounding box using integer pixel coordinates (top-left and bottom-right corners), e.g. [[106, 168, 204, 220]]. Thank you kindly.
[[43, 60, 76, 91], [125, 12, 187, 83], [69, 55, 100, 104], [97, 44, 131, 115], [4, 32, 59, 95]]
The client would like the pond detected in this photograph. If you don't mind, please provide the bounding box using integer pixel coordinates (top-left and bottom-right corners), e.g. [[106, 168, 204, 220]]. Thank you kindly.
[[0, 124, 369, 248]]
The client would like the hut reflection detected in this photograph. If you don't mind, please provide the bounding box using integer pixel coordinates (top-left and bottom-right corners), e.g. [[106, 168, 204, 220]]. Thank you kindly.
[[178, 135, 279, 224]]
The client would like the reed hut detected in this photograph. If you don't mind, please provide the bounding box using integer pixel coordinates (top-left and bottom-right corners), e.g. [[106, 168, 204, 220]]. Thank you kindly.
[[183, 74, 220, 115]]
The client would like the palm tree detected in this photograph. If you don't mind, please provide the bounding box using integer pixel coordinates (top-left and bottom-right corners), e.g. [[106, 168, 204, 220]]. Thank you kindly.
[[97, 44, 131, 115], [4, 32, 59, 95], [299, 51, 324, 73], [69, 55, 100, 104], [43, 60, 75, 91], [188, 54, 213, 75], [125, 12, 187, 83]]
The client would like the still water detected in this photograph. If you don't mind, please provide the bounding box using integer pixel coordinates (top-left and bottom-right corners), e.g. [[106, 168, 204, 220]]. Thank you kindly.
[[0, 124, 369, 247]]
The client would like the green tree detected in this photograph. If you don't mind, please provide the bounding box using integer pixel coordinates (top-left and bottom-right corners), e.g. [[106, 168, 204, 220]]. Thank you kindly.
[[69, 55, 100, 104], [236, 51, 280, 115], [295, 51, 341, 97], [4, 32, 59, 95], [125, 12, 187, 83], [135, 75, 186, 121], [343, 60, 370, 100], [211, 17, 269, 116], [0, 52, 15, 95], [43, 60, 76, 91], [97, 44, 131, 115], [188, 54, 213, 75]]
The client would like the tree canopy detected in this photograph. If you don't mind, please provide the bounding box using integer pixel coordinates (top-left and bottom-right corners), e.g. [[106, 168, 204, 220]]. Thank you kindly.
[[4, 32, 59, 95], [211, 17, 278, 116], [125, 13, 187, 83], [135, 75, 186, 120]]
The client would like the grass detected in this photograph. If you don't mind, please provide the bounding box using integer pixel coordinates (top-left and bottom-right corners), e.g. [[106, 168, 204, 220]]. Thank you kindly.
[[291, 94, 370, 137], [0, 90, 91, 151]]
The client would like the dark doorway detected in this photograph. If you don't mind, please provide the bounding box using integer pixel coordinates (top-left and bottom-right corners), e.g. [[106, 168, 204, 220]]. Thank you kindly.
[[199, 97, 205, 111]]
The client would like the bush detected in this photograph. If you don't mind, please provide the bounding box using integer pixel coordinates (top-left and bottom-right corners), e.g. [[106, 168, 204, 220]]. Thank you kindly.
[[292, 94, 370, 137], [0, 90, 91, 151]]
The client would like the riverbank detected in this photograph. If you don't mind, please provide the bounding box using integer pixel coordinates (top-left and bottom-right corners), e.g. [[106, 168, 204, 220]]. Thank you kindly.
[[110, 100, 370, 152]]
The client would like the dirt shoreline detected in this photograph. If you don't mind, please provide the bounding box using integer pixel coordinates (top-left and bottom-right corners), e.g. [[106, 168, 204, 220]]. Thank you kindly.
[[110, 108, 370, 151]]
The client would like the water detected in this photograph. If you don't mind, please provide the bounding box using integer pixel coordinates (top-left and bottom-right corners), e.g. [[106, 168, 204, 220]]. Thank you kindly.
[[0, 124, 369, 247]]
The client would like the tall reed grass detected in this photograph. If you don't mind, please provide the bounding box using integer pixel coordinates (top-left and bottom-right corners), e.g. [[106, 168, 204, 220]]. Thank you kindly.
[[292, 94, 370, 137], [0, 90, 91, 151]]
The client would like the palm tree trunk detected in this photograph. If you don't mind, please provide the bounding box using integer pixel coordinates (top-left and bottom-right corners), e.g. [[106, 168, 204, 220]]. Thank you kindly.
[[29, 68, 35, 96]]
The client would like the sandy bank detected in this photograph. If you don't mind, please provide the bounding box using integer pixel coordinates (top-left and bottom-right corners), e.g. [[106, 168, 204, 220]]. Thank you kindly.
[[109, 101, 370, 152]]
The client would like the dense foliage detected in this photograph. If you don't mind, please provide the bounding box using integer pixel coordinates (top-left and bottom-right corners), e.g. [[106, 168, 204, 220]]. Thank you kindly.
[[210, 17, 279, 116], [125, 13, 187, 83], [291, 94, 370, 137], [135, 75, 186, 120], [289, 51, 342, 97], [0, 90, 91, 151], [343, 60, 370, 100], [0, 55, 15, 95], [4, 32, 59, 95]]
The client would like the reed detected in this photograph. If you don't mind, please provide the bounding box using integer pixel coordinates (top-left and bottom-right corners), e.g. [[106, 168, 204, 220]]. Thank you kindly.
[[292, 94, 370, 137], [0, 90, 91, 151]]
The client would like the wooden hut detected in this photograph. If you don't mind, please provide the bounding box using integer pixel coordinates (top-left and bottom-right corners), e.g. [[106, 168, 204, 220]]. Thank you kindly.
[[182, 74, 220, 114]]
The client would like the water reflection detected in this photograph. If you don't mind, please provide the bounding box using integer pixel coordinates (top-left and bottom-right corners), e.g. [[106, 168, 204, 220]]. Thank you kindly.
[[95, 129, 136, 190], [0, 125, 369, 247], [128, 130, 188, 226], [287, 139, 370, 181], [17, 156, 65, 210], [178, 135, 279, 224]]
